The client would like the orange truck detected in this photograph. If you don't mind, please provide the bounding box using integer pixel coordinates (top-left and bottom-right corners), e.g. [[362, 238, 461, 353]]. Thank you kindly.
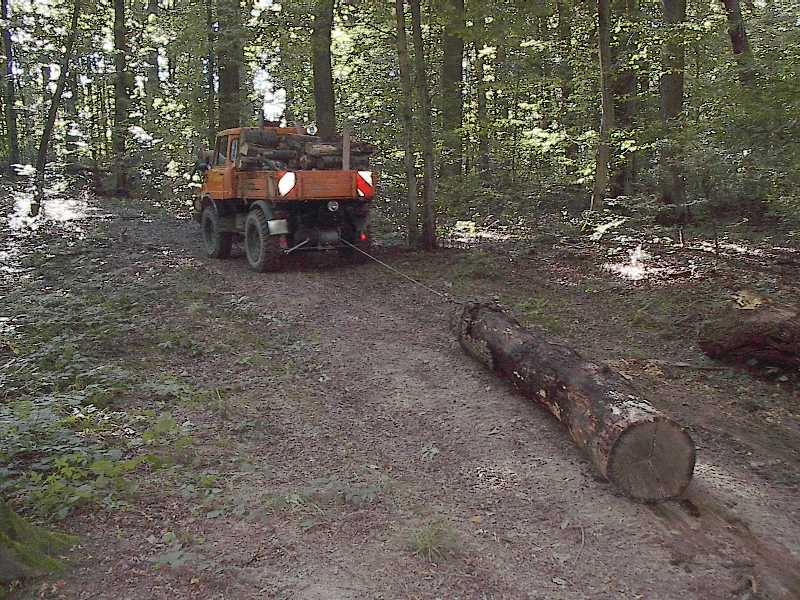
[[193, 126, 375, 272]]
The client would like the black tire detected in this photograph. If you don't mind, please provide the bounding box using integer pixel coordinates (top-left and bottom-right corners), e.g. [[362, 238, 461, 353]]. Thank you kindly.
[[244, 209, 283, 272], [201, 206, 232, 259]]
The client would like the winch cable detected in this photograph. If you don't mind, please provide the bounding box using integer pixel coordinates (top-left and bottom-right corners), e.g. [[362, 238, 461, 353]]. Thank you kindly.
[[340, 239, 464, 305]]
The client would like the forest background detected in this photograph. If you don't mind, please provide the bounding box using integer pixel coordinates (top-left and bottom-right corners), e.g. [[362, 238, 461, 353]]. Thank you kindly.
[[1, 0, 799, 247]]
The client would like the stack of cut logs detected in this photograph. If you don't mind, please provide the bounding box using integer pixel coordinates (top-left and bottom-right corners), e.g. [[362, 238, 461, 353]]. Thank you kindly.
[[237, 129, 376, 172]]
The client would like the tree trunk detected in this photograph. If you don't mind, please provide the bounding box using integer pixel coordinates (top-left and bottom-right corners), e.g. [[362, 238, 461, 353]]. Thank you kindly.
[[394, 0, 419, 247], [144, 0, 161, 110], [1, 0, 19, 167], [205, 0, 216, 145], [312, 0, 336, 139], [410, 0, 437, 250], [440, 0, 464, 180], [610, 0, 639, 196], [458, 304, 696, 502], [591, 0, 614, 211], [35, 0, 82, 190], [475, 42, 489, 173], [99, 68, 110, 157], [721, 0, 755, 85], [659, 0, 686, 205], [217, 0, 243, 130], [64, 71, 79, 158], [556, 0, 577, 171], [112, 0, 129, 196]]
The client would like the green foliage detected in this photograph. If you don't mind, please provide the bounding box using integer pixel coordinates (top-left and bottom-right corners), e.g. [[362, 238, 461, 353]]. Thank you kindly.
[[0, 279, 196, 521]]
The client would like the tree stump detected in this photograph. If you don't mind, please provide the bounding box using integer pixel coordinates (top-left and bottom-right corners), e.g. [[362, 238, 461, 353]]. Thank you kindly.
[[457, 303, 696, 502], [698, 304, 800, 368]]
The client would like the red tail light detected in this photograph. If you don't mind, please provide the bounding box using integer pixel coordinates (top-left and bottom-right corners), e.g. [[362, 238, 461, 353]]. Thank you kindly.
[[359, 232, 368, 242]]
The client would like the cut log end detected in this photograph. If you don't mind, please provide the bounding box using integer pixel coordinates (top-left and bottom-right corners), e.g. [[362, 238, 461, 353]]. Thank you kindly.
[[607, 419, 696, 502]]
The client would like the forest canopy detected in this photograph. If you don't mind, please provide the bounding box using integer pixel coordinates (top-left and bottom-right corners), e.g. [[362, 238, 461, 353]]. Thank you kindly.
[[1, 0, 799, 243]]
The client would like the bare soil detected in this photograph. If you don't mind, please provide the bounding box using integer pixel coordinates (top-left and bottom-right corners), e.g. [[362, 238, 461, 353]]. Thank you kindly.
[[4, 188, 799, 600]]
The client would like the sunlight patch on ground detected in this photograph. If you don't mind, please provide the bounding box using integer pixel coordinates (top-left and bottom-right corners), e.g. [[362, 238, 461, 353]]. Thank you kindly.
[[692, 239, 764, 257], [0, 249, 26, 275], [7, 188, 98, 231], [446, 220, 514, 247], [604, 244, 653, 281], [8, 192, 41, 230]]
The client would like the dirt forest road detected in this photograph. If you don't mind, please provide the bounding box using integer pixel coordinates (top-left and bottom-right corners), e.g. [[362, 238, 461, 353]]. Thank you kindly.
[[4, 191, 800, 600]]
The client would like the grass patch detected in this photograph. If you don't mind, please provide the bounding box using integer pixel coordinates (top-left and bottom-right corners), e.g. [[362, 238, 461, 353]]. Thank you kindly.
[[407, 518, 458, 562], [513, 296, 566, 334]]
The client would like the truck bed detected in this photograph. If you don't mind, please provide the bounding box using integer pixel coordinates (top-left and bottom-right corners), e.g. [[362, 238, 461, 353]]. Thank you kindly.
[[237, 169, 373, 203]]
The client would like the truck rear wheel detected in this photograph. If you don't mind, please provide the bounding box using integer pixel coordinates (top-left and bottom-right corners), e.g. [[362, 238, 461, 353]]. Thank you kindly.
[[245, 209, 283, 272], [201, 206, 232, 259]]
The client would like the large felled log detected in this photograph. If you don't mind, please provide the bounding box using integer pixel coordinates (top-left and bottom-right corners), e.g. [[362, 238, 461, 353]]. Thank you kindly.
[[458, 303, 696, 502], [698, 304, 800, 367]]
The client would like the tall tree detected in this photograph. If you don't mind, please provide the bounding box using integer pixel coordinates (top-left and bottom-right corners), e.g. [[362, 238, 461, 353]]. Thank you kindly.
[[217, 0, 243, 129], [721, 0, 755, 84], [205, 0, 216, 144], [35, 0, 82, 188], [112, 0, 130, 195], [556, 0, 577, 169], [1, 0, 19, 167], [592, 0, 614, 211], [659, 0, 687, 205], [144, 0, 160, 110], [394, 0, 418, 247], [440, 0, 464, 180], [410, 0, 437, 250], [312, 0, 336, 138], [610, 0, 639, 196]]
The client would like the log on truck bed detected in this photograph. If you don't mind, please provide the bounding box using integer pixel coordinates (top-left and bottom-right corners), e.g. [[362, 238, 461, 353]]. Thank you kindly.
[[457, 303, 696, 502]]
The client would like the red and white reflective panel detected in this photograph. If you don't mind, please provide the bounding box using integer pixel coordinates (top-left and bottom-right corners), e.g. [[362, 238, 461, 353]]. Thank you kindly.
[[277, 171, 296, 196], [356, 171, 374, 199]]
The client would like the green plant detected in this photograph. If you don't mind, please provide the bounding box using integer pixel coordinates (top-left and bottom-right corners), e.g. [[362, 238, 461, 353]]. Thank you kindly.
[[408, 519, 458, 562]]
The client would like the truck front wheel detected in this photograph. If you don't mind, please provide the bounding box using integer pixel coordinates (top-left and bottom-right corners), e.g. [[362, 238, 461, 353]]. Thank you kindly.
[[201, 206, 232, 259], [245, 209, 283, 272]]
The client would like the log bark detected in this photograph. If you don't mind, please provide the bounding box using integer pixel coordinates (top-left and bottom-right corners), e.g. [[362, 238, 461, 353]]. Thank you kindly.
[[698, 305, 800, 367], [304, 141, 375, 157], [458, 303, 696, 502], [239, 143, 295, 160]]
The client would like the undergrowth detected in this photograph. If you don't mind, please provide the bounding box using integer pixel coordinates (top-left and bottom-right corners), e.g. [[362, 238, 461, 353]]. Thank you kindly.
[[0, 267, 196, 522]]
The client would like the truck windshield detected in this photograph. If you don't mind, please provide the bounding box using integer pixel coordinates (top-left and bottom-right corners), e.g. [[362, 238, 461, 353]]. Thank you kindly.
[[215, 136, 228, 166]]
